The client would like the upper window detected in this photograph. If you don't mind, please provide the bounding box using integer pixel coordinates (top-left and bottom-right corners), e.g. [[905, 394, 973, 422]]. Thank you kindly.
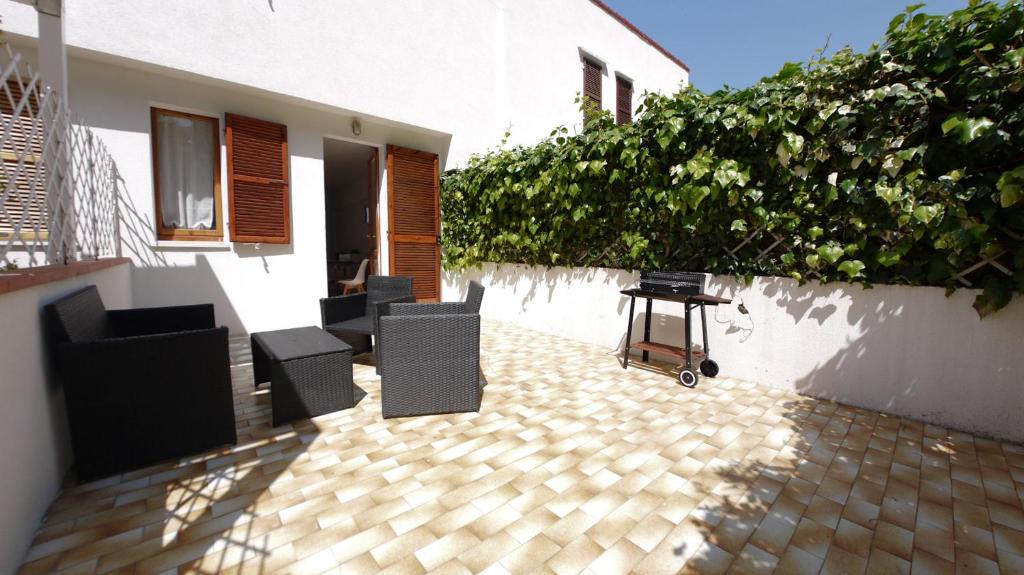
[[616, 76, 633, 125], [582, 57, 602, 124], [150, 107, 222, 240]]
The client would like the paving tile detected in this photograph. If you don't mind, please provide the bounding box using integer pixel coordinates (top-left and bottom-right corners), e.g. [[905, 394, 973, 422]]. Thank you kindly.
[[775, 544, 825, 575], [12, 325, 1024, 575], [725, 543, 778, 575]]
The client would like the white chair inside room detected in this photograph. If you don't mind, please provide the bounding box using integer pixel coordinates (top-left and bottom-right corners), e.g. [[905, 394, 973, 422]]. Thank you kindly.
[[339, 258, 369, 294]]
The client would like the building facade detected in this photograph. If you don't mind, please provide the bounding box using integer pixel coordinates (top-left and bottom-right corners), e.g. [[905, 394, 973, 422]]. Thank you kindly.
[[2, 0, 688, 334]]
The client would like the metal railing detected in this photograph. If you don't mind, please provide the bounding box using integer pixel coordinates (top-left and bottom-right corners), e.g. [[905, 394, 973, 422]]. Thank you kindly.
[[0, 42, 120, 269]]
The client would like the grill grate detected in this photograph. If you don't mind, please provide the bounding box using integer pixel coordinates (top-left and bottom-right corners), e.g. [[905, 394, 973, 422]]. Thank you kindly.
[[638, 270, 707, 296]]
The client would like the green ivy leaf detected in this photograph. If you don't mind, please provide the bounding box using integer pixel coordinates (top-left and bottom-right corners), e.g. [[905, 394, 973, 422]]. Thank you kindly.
[[913, 204, 941, 225], [877, 251, 901, 267], [808, 226, 824, 240], [817, 244, 845, 265], [941, 114, 963, 135], [875, 182, 902, 205], [731, 219, 747, 232], [996, 166, 1024, 208], [684, 186, 711, 210], [838, 259, 866, 278]]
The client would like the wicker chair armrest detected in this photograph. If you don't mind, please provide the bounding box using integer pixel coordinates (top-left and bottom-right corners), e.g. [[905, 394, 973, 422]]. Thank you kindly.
[[108, 304, 215, 337], [320, 293, 368, 326], [57, 327, 231, 406]]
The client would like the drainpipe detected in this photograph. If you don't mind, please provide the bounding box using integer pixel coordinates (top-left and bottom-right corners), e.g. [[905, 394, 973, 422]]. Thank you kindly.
[[16, 0, 74, 262], [10, 0, 67, 101], [35, 0, 68, 104]]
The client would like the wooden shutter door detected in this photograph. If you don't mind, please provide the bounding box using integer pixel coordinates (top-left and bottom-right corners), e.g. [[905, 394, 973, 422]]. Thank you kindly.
[[387, 145, 440, 302], [226, 113, 290, 243]]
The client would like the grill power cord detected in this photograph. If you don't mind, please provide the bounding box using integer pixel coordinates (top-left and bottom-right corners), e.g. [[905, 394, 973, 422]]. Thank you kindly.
[[715, 293, 754, 343]]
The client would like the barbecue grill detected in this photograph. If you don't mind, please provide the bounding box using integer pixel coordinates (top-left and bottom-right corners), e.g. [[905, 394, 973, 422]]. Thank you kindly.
[[621, 270, 730, 388]]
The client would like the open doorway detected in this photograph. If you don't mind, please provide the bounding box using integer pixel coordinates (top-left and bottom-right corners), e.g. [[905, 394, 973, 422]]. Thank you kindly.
[[323, 138, 379, 297]]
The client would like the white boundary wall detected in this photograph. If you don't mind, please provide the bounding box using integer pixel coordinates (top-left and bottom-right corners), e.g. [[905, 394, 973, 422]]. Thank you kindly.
[[446, 263, 1024, 443], [0, 262, 132, 574]]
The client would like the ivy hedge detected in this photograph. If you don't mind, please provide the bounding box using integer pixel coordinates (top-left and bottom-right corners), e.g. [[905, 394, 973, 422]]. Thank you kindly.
[[441, 1, 1024, 316]]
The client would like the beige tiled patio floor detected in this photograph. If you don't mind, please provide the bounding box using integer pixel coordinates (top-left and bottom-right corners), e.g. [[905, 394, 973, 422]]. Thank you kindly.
[[18, 320, 1024, 574]]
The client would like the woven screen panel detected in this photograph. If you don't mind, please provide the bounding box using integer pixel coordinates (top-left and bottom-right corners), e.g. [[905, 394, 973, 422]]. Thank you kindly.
[[616, 76, 633, 125], [226, 113, 290, 244]]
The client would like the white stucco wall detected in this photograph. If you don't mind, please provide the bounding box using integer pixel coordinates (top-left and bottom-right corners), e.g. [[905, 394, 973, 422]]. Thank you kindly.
[[0, 0, 688, 163], [446, 264, 1024, 443], [58, 54, 450, 334], [0, 262, 132, 574], [0, 0, 688, 332]]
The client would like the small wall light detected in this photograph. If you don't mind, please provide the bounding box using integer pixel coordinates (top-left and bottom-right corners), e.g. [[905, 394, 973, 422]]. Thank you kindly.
[[351, 119, 362, 136]]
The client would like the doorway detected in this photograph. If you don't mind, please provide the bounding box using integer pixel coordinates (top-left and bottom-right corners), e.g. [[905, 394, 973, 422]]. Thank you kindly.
[[323, 138, 379, 297]]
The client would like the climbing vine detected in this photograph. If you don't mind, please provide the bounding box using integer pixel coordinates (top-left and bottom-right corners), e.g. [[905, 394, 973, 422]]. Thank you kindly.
[[441, 1, 1024, 316]]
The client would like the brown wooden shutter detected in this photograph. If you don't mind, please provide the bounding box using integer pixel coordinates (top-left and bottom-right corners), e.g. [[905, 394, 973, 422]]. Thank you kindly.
[[616, 76, 633, 125], [1, 79, 48, 241], [226, 113, 290, 243], [583, 58, 602, 123], [387, 145, 440, 302]]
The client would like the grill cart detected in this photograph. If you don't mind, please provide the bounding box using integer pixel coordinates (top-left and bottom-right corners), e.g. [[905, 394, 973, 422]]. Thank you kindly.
[[620, 271, 731, 388]]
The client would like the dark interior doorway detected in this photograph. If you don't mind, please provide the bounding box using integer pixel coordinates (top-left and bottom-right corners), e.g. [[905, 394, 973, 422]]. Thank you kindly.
[[323, 138, 378, 296]]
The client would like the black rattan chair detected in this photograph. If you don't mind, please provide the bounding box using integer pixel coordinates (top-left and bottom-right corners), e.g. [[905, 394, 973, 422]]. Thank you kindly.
[[44, 286, 237, 481], [374, 280, 484, 374], [377, 281, 485, 418], [320, 275, 414, 354]]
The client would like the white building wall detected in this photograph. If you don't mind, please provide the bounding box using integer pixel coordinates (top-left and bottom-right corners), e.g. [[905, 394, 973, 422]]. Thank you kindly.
[[446, 264, 1024, 443], [1, 0, 689, 163], [0, 0, 688, 332], [0, 263, 132, 574], [63, 55, 449, 334]]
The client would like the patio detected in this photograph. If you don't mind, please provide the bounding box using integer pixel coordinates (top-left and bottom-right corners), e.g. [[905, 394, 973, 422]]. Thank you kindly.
[[16, 320, 1024, 574]]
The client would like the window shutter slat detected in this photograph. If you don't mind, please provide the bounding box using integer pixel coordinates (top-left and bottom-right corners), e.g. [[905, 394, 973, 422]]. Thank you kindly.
[[616, 76, 633, 125], [226, 113, 290, 244]]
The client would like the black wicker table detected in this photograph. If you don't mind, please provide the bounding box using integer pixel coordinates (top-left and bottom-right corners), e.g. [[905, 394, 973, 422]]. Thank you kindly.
[[251, 326, 354, 426]]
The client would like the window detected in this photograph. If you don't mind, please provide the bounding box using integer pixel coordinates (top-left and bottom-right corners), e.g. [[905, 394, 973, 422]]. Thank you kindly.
[[150, 107, 222, 240], [582, 57, 602, 124], [616, 76, 633, 125]]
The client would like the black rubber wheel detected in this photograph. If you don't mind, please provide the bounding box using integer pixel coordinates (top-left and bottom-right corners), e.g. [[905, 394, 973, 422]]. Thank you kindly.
[[679, 368, 699, 388], [700, 359, 720, 378]]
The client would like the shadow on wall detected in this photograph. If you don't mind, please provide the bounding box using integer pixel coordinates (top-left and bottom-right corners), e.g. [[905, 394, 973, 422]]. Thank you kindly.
[[706, 274, 1023, 441], [116, 168, 246, 333], [444, 263, 637, 314]]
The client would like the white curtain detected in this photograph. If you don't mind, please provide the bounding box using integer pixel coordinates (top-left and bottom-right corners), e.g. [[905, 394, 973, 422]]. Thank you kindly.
[[158, 114, 215, 230]]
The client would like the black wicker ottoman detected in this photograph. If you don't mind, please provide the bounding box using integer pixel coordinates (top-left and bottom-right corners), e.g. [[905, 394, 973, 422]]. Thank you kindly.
[[251, 326, 354, 426]]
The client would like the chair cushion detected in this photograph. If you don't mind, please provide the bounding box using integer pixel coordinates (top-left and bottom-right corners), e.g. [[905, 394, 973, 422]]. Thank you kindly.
[[325, 315, 375, 336], [45, 285, 112, 343]]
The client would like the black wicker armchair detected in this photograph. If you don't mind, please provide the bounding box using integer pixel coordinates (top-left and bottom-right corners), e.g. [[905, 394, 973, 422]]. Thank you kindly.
[[320, 275, 414, 354], [377, 281, 485, 418], [44, 286, 236, 481]]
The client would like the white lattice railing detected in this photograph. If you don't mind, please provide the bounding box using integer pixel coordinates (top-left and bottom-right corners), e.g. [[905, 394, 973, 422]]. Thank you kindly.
[[0, 42, 120, 269]]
